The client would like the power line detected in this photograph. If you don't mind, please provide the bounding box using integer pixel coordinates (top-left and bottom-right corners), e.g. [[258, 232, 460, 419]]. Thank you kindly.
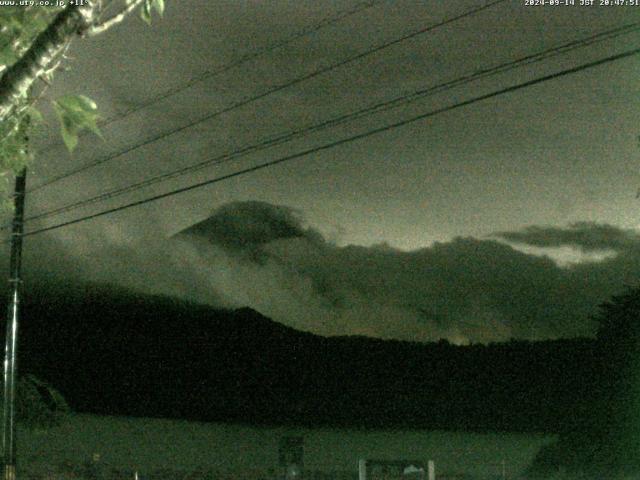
[[30, 0, 382, 157], [21, 47, 640, 239], [28, 0, 506, 194], [17, 20, 640, 227], [75, 0, 383, 132]]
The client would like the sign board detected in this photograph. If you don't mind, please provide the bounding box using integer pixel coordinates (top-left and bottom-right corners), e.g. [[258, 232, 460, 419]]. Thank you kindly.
[[359, 459, 430, 480]]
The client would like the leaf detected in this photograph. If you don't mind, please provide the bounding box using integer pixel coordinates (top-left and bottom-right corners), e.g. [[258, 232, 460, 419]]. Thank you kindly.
[[141, 0, 163, 25], [5, 16, 24, 30], [141, 0, 152, 25], [152, 0, 165, 17], [53, 95, 102, 153], [1, 8, 59, 71], [0, 47, 16, 70], [26, 107, 43, 125], [56, 111, 78, 152], [52, 103, 77, 152], [58, 94, 97, 112], [0, 118, 31, 174]]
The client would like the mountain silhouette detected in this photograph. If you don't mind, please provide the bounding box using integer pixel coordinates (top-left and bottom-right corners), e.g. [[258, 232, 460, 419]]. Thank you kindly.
[[2, 281, 600, 432]]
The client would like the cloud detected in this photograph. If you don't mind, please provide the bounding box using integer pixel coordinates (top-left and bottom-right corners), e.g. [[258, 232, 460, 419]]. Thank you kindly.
[[179, 201, 322, 258], [15, 216, 234, 310], [493, 222, 640, 253], [173, 202, 640, 343], [21, 203, 640, 344]]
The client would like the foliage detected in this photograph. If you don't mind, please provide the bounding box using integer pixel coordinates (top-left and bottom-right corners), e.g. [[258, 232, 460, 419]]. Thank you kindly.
[[0, 8, 60, 207], [13, 374, 70, 429], [53, 94, 102, 152], [0, 7, 62, 69], [595, 286, 640, 347], [0, 9, 60, 211], [529, 285, 640, 479], [0, 1, 164, 199], [141, 0, 165, 25]]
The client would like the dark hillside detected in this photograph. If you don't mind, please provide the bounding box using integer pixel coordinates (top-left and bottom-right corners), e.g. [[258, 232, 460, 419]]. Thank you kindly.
[[6, 283, 600, 432]]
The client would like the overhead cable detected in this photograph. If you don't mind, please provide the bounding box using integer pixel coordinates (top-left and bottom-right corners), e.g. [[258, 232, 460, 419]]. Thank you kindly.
[[28, 0, 506, 193], [21, 47, 640, 238], [18, 20, 640, 227]]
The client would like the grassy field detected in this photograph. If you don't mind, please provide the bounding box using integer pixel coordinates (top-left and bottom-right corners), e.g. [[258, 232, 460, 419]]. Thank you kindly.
[[15, 414, 554, 479]]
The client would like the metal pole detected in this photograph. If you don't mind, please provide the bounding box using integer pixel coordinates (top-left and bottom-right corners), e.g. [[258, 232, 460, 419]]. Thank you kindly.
[[427, 460, 435, 480], [358, 459, 366, 480], [2, 168, 27, 480]]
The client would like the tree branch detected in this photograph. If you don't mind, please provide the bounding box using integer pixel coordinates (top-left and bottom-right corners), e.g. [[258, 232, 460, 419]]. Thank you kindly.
[[86, 0, 145, 36], [0, 3, 96, 123]]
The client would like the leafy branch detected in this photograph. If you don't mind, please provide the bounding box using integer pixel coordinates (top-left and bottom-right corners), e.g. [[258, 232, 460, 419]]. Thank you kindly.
[[0, 0, 166, 178]]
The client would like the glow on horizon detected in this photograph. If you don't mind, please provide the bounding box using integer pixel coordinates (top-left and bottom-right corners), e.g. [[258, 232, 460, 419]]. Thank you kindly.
[[504, 244, 618, 267]]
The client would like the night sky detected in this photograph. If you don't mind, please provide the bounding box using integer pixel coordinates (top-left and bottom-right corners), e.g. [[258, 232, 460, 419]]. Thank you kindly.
[[7, 0, 640, 343]]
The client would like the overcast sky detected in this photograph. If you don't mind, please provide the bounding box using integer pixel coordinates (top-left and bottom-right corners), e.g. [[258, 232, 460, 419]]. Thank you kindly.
[[6, 0, 640, 343]]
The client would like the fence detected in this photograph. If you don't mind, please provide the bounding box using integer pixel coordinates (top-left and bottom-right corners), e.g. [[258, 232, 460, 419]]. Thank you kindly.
[[17, 458, 523, 480]]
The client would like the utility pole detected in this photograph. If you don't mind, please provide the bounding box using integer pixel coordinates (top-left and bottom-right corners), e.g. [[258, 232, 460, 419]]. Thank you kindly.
[[2, 167, 27, 480]]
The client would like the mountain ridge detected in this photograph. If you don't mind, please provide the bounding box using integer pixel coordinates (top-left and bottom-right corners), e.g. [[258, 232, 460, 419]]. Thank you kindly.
[[2, 281, 601, 433]]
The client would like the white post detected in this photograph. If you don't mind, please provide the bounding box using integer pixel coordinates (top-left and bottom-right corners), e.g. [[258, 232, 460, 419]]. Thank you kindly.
[[427, 460, 435, 480], [358, 459, 367, 480]]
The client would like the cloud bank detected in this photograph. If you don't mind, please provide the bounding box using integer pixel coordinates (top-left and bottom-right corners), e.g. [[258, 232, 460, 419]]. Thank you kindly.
[[19, 202, 640, 344], [494, 222, 640, 253], [173, 203, 640, 343]]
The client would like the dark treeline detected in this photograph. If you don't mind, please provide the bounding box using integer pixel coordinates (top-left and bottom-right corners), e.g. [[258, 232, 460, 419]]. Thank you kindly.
[[5, 282, 606, 434], [529, 286, 640, 478]]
